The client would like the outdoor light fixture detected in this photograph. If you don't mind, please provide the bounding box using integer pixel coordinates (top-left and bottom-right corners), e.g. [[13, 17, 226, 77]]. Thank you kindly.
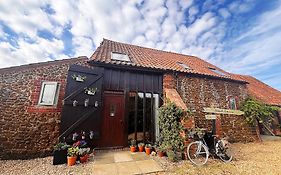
[[95, 101, 98, 107], [73, 100, 78, 107], [84, 98, 89, 107]]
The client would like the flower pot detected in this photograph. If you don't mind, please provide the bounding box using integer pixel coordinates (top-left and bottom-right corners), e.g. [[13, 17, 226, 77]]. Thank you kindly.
[[158, 151, 164, 157], [145, 147, 151, 155], [53, 150, 67, 165], [67, 156, 77, 166], [80, 155, 89, 163], [138, 146, 144, 152], [130, 146, 137, 152]]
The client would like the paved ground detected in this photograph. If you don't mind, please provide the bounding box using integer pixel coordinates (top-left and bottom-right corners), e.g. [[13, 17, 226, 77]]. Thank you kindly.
[[261, 134, 281, 141], [93, 151, 163, 175]]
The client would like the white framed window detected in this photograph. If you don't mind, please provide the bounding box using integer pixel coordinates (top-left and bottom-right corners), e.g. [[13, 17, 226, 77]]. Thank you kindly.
[[38, 82, 59, 106], [111, 52, 130, 62], [177, 62, 190, 70], [229, 97, 237, 110]]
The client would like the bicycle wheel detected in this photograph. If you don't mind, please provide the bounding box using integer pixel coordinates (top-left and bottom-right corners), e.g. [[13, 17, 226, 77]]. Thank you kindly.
[[187, 141, 209, 166], [216, 140, 233, 163]]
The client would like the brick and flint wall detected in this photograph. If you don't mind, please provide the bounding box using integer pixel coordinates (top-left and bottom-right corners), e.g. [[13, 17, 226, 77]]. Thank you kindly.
[[163, 73, 259, 142], [0, 57, 87, 159]]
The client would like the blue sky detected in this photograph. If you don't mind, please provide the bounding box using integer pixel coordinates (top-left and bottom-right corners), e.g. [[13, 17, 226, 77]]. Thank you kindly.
[[0, 0, 281, 90]]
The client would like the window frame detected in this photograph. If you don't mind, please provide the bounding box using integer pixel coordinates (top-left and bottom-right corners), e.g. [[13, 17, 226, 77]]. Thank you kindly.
[[38, 81, 60, 106], [228, 96, 238, 110]]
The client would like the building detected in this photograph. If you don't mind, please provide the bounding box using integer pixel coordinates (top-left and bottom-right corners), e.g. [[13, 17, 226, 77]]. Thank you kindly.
[[1, 39, 271, 159]]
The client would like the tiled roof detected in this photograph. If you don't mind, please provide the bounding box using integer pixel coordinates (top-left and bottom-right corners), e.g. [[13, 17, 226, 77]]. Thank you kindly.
[[90, 39, 245, 82], [233, 74, 281, 106]]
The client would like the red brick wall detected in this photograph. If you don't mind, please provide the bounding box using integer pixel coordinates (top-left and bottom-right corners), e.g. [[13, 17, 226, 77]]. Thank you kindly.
[[163, 73, 259, 142], [0, 57, 87, 159]]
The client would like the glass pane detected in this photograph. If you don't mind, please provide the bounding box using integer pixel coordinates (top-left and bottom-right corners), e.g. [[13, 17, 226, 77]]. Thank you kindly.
[[41, 84, 56, 104], [128, 92, 136, 141], [153, 94, 160, 141], [137, 93, 144, 142], [145, 93, 152, 142], [109, 104, 116, 117], [229, 98, 236, 110]]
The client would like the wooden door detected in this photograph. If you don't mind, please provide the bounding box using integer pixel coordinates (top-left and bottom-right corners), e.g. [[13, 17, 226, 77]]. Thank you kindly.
[[100, 93, 125, 147]]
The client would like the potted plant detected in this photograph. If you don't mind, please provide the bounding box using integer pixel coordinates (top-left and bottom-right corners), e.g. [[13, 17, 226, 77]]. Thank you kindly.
[[67, 147, 79, 166], [157, 145, 165, 157], [53, 142, 70, 165], [78, 148, 91, 163], [138, 142, 145, 152], [145, 144, 152, 155], [130, 139, 137, 152]]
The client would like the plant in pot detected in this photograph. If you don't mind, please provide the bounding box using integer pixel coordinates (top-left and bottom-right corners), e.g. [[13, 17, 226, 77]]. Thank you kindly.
[[67, 147, 79, 166], [130, 139, 137, 152], [145, 144, 152, 155], [157, 145, 166, 157], [53, 142, 70, 165], [78, 148, 91, 163], [138, 142, 145, 152]]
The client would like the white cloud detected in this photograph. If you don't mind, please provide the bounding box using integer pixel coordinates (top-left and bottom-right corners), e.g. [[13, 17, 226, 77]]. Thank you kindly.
[[0, 0, 280, 91]]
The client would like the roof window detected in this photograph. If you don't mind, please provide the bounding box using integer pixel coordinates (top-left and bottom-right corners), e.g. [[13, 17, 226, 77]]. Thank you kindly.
[[208, 67, 226, 76], [111, 52, 130, 62], [177, 62, 190, 70]]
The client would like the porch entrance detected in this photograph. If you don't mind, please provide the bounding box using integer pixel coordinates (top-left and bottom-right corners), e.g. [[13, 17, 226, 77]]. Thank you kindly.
[[127, 92, 161, 143], [100, 93, 126, 147]]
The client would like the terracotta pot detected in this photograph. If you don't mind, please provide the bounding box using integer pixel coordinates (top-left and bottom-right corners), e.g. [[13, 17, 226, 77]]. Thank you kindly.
[[130, 146, 137, 152], [138, 146, 144, 152], [145, 147, 151, 155], [80, 155, 89, 163], [158, 151, 164, 157], [67, 156, 77, 166]]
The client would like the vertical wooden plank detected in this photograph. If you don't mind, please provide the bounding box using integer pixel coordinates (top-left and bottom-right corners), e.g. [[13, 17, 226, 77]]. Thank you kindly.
[[134, 91, 138, 141], [143, 92, 146, 142], [151, 92, 154, 143]]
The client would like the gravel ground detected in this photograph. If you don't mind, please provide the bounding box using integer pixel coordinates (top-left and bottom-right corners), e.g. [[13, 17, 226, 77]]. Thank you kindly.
[[158, 140, 281, 175], [1, 140, 281, 175]]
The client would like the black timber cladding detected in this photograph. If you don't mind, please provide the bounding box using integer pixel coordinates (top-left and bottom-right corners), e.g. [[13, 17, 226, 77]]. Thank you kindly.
[[103, 68, 163, 93]]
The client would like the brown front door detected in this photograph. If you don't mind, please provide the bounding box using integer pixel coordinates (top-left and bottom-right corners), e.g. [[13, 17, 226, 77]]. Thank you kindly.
[[100, 93, 125, 147]]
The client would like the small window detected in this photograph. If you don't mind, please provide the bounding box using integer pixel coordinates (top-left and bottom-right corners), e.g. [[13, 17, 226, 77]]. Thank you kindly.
[[109, 104, 116, 117], [208, 67, 226, 76], [229, 97, 237, 110], [38, 82, 59, 106], [111, 52, 130, 62], [177, 62, 190, 70]]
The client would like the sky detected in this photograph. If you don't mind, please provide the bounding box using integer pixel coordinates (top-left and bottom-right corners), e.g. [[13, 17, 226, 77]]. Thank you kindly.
[[0, 0, 281, 90]]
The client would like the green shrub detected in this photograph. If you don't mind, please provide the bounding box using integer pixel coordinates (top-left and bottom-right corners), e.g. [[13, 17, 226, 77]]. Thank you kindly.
[[158, 102, 185, 160]]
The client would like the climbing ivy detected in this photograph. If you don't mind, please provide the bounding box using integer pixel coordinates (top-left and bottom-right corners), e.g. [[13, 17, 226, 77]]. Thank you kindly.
[[240, 97, 279, 125], [158, 102, 185, 160]]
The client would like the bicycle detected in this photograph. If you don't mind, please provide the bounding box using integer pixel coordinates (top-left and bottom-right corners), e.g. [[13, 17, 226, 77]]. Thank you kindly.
[[186, 130, 233, 166]]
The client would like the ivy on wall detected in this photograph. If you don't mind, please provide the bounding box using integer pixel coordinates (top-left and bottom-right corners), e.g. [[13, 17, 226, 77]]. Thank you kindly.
[[240, 97, 280, 125]]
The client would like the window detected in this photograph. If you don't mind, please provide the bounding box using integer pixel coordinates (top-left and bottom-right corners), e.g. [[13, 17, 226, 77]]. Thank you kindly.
[[229, 97, 237, 110], [177, 62, 190, 70], [111, 52, 130, 62], [38, 82, 59, 106], [208, 67, 226, 76]]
